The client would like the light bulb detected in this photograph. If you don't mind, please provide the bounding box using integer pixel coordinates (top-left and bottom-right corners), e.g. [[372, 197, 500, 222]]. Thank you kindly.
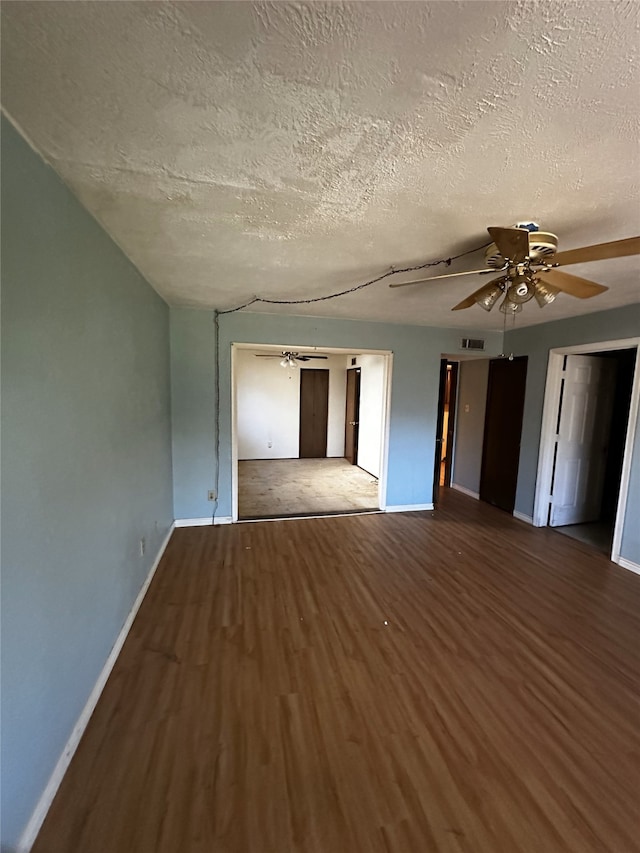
[[507, 274, 535, 304]]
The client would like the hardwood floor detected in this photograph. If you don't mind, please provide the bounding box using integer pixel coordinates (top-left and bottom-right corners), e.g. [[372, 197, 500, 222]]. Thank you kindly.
[[33, 490, 640, 853]]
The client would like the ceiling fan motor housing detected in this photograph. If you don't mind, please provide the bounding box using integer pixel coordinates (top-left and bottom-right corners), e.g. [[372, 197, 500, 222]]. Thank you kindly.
[[485, 231, 558, 268]]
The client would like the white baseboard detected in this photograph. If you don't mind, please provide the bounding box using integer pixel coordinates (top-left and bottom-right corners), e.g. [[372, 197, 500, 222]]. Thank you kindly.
[[450, 483, 479, 500], [174, 516, 232, 527], [513, 511, 534, 525], [16, 523, 175, 853], [615, 556, 640, 576], [385, 503, 434, 513]]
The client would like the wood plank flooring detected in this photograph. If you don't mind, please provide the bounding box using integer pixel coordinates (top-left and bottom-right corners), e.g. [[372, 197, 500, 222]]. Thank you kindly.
[[32, 490, 640, 853]]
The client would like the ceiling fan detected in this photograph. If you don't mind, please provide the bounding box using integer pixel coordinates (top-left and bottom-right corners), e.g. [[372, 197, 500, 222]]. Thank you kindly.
[[390, 224, 640, 314], [254, 351, 329, 368]]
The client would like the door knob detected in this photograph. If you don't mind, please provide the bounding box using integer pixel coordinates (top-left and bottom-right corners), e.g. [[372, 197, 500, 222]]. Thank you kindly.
[[349, 421, 358, 425]]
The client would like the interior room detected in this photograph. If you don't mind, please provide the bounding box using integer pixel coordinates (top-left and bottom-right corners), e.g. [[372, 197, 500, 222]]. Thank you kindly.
[[234, 345, 389, 519], [2, 3, 639, 853]]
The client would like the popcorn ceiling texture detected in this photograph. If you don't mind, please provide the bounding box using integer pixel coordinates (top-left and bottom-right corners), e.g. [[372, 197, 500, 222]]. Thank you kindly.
[[1, 1, 638, 329]]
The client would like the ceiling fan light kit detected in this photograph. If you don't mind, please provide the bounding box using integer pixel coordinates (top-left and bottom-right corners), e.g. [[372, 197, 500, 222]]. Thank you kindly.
[[533, 280, 560, 308], [474, 282, 504, 312], [499, 297, 523, 314], [506, 274, 536, 305], [390, 224, 639, 318]]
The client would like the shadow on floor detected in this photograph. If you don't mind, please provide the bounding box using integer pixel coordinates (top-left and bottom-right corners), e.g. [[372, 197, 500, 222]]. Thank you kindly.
[[553, 520, 614, 555]]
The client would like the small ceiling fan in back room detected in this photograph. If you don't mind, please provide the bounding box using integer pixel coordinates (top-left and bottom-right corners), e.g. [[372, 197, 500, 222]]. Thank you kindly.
[[254, 351, 329, 369], [389, 223, 640, 314]]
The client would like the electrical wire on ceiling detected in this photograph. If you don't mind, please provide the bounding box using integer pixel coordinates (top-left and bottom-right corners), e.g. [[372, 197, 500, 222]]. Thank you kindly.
[[216, 240, 492, 316], [210, 239, 491, 522]]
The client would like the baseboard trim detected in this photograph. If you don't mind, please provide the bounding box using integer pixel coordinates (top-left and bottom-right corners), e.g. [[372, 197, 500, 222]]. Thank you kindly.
[[615, 556, 640, 576], [513, 511, 534, 525], [450, 484, 479, 500], [174, 516, 233, 527], [16, 523, 175, 853], [385, 503, 434, 513]]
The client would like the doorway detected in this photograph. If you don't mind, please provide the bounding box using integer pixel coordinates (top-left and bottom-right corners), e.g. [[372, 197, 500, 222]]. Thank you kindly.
[[533, 339, 639, 562], [345, 367, 361, 465], [231, 345, 393, 521], [479, 356, 528, 513], [433, 360, 459, 505]]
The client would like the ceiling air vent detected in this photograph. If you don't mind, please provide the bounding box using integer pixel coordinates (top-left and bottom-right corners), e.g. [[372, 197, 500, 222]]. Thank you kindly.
[[460, 338, 485, 351]]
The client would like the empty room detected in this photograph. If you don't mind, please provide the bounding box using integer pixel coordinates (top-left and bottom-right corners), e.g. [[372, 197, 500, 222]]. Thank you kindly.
[[2, 3, 640, 852]]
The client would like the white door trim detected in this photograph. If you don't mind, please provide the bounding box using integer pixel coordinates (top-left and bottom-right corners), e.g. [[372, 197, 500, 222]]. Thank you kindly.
[[231, 345, 239, 522], [533, 337, 640, 565], [377, 352, 393, 511]]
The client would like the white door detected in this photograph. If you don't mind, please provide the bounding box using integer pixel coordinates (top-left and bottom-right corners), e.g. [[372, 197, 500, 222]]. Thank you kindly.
[[550, 355, 616, 526]]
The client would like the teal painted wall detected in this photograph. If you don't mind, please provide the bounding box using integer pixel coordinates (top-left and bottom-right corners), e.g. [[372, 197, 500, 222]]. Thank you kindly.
[[1, 119, 174, 849], [170, 308, 217, 520], [505, 304, 640, 563], [170, 307, 503, 519]]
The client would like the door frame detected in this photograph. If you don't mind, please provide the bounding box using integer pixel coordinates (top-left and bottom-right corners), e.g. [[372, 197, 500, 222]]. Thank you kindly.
[[443, 362, 459, 488], [433, 360, 460, 503], [533, 337, 640, 563], [344, 366, 362, 465], [231, 344, 394, 522]]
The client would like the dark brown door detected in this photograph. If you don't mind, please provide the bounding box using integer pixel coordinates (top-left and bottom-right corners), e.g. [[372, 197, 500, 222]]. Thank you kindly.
[[344, 367, 361, 465], [480, 356, 528, 513], [299, 369, 329, 458]]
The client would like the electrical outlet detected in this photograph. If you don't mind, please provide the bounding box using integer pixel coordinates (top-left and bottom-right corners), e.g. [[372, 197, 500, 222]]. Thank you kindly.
[[267, 440, 273, 448], [208, 490, 217, 501], [139, 537, 146, 557]]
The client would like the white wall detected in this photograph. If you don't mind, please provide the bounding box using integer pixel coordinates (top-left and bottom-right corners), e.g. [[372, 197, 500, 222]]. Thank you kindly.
[[327, 357, 348, 457], [236, 350, 347, 459], [355, 354, 386, 478], [452, 359, 490, 496]]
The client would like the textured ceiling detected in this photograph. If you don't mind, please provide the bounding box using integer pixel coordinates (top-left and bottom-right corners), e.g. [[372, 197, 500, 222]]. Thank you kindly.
[[2, 1, 639, 329]]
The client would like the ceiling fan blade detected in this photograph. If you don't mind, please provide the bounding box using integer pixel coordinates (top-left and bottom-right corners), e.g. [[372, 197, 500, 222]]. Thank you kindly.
[[551, 235, 640, 267], [389, 267, 497, 288], [299, 355, 328, 360], [487, 226, 530, 263], [536, 269, 608, 298], [451, 276, 506, 311], [254, 354, 281, 358]]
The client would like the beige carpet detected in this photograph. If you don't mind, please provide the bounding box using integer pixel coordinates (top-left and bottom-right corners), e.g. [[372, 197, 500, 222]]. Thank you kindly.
[[238, 458, 379, 518]]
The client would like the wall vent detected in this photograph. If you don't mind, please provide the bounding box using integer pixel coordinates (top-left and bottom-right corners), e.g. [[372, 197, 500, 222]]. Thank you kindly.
[[460, 338, 485, 351]]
